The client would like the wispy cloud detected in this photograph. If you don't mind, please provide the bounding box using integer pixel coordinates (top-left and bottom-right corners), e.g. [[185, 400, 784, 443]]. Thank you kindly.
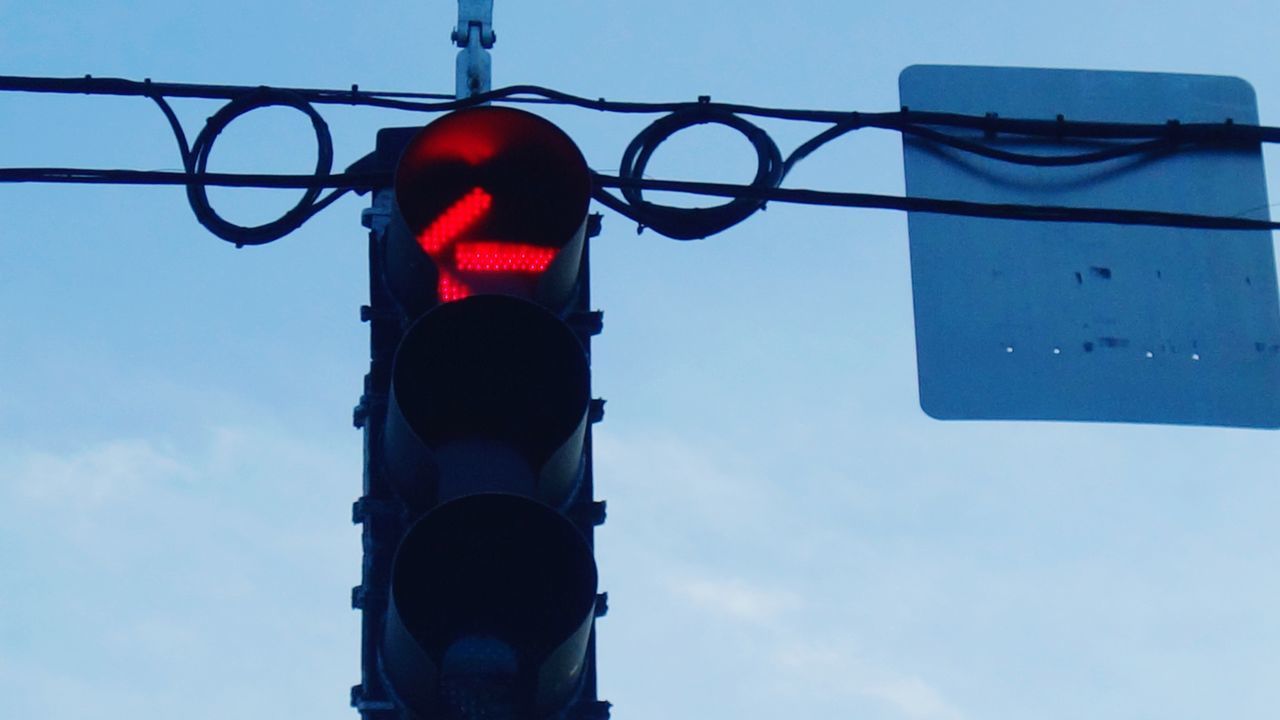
[[11, 437, 189, 506], [667, 574, 801, 623], [0, 426, 360, 720], [597, 427, 967, 720], [662, 569, 965, 720], [777, 641, 964, 720]]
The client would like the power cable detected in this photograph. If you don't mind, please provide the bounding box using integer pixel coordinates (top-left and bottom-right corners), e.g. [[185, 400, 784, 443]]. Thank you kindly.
[[2, 74, 1278, 243], [3, 165, 1276, 232], [592, 174, 1280, 232], [188, 90, 341, 245], [7, 74, 1280, 140], [615, 105, 783, 239]]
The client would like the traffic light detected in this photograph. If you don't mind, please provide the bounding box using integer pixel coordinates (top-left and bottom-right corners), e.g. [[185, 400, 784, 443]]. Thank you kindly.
[[382, 108, 591, 316], [349, 107, 608, 720]]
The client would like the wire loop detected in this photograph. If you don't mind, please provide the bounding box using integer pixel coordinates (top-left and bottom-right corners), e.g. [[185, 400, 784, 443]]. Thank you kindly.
[[185, 88, 338, 246], [616, 106, 783, 239]]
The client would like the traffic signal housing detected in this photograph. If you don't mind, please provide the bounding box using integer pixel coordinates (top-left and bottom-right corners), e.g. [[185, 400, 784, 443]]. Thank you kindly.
[[349, 107, 607, 720], [382, 107, 592, 316]]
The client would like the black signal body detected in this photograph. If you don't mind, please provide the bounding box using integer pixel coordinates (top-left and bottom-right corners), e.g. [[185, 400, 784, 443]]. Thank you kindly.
[[348, 107, 607, 720]]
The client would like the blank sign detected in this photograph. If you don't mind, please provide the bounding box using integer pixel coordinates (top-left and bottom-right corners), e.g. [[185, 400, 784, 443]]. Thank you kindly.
[[900, 65, 1280, 428]]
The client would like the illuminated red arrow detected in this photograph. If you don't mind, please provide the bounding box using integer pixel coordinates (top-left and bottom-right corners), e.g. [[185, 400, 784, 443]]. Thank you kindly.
[[417, 186, 492, 255], [417, 186, 559, 302], [455, 241, 556, 273]]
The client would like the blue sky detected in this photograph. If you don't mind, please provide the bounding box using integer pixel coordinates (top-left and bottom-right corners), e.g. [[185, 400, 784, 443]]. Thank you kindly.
[[2, 2, 1279, 719]]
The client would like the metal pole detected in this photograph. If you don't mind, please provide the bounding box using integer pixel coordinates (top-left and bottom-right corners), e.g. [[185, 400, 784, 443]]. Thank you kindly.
[[453, 0, 495, 99]]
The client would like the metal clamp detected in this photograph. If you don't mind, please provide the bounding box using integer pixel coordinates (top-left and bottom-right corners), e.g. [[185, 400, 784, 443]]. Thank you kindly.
[[453, 0, 494, 99], [451, 0, 495, 48]]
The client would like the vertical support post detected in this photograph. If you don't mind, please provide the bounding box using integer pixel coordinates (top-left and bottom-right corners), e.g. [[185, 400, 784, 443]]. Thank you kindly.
[[453, 0, 495, 99]]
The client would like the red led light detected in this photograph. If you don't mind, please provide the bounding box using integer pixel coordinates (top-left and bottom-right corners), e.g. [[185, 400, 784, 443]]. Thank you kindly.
[[412, 185, 563, 302], [437, 270, 472, 302], [403, 125, 499, 167], [417, 187, 492, 255], [391, 108, 591, 311], [455, 242, 557, 273]]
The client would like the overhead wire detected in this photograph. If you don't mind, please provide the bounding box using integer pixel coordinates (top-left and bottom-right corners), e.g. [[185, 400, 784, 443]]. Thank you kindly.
[[8, 74, 1280, 138], [2, 73, 1279, 244]]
